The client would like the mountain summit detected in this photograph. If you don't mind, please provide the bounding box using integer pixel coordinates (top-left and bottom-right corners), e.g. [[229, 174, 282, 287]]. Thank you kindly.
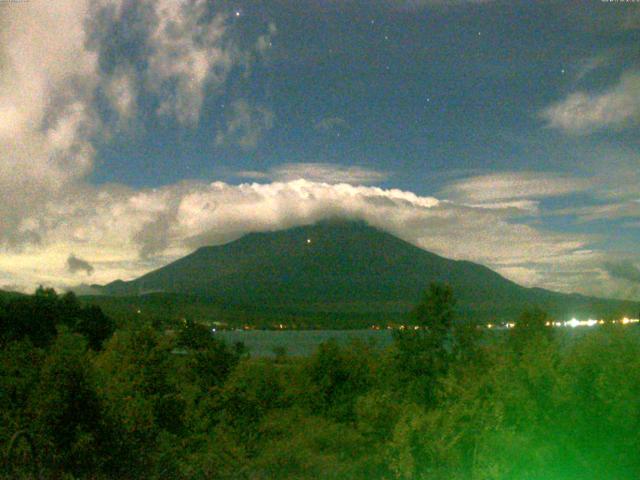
[[100, 221, 638, 323]]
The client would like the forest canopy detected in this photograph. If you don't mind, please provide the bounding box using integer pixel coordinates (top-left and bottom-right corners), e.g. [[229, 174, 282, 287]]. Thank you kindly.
[[1, 286, 640, 479]]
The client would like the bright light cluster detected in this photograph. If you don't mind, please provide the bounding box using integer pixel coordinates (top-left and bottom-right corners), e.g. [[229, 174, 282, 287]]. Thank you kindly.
[[364, 317, 640, 332], [564, 318, 599, 328], [483, 317, 640, 330], [619, 317, 639, 325]]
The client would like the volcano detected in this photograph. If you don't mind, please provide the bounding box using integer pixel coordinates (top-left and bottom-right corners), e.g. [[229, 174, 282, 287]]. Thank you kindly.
[[98, 220, 639, 324]]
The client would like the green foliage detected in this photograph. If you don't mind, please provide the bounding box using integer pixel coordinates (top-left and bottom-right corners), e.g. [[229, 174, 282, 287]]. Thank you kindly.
[[177, 318, 212, 350], [218, 359, 285, 445], [74, 305, 116, 351], [509, 306, 554, 353], [392, 283, 458, 404], [28, 331, 109, 476], [250, 412, 374, 479], [0, 288, 115, 350], [0, 287, 59, 348], [92, 324, 180, 475], [3, 286, 640, 479], [354, 388, 402, 442], [304, 339, 373, 421], [413, 282, 456, 333], [177, 318, 243, 392]]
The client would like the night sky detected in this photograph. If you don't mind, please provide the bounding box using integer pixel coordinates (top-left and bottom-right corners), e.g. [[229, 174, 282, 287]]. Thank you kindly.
[[1, 0, 639, 299]]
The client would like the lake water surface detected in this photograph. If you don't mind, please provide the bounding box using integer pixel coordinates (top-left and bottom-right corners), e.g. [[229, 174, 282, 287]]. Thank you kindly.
[[215, 326, 639, 357]]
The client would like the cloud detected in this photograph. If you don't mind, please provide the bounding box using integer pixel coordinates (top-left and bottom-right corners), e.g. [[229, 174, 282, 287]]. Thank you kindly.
[[322, 0, 493, 8], [551, 200, 640, 224], [146, 1, 234, 125], [467, 153, 640, 227], [104, 67, 137, 124], [256, 23, 277, 54], [0, 0, 632, 304], [67, 254, 95, 275], [605, 262, 640, 285], [541, 71, 640, 134], [575, 54, 610, 81], [215, 99, 274, 150], [314, 117, 348, 133], [238, 163, 389, 185], [440, 171, 593, 205], [0, 0, 275, 250], [0, 0, 99, 247], [88, 0, 267, 126], [386, 0, 493, 9], [0, 179, 596, 299]]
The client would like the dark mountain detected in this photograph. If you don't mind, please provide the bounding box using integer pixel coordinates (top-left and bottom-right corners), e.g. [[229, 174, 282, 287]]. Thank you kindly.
[[98, 220, 639, 324]]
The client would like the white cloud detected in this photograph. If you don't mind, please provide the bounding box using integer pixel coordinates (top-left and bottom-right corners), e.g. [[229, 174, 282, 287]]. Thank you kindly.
[[89, 0, 252, 127], [440, 171, 593, 205], [553, 200, 640, 224], [0, 0, 632, 303], [0, 179, 595, 298], [104, 67, 137, 123], [146, 1, 235, 125], [238, 163, 389, 185], [0, 0, 276, 250], [605, 261, 640, 284], [215, 99, 274, 150], [0, 0, 99, 246], [541, 71, 640, 134]]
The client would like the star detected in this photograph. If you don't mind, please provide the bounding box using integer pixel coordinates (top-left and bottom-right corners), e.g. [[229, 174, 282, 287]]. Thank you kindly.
[[235, 10, 241, 17]]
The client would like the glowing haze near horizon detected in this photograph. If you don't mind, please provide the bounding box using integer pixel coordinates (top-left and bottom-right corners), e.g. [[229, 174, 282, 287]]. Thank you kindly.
[[0, 0, 639, 300]]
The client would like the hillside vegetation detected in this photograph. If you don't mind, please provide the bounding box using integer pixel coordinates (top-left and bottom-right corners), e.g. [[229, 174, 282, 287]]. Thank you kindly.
[[2, 285, 640, 479], [97, 221, 640, 326]]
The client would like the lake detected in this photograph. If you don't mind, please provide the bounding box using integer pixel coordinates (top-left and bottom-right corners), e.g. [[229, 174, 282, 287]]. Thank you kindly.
[[215, 325, 640, 357]]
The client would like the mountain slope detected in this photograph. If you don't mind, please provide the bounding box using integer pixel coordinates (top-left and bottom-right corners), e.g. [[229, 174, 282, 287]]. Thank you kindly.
[[99, 220, 639, 323]]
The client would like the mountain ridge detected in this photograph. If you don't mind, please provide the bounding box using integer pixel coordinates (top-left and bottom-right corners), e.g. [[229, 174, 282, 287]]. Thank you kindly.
[[97, 220, 639, 324]]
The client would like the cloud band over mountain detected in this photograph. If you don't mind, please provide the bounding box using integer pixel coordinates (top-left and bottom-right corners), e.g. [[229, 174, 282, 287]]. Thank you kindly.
[[0, 0, 638, 302]]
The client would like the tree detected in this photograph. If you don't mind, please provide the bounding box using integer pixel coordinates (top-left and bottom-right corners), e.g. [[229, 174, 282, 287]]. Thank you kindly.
[[392, 282, 456, 405], [0, 288, 58, 348], [177, 318, 213, 350], [414, 282, 456, 336], [28, 330, 118, 477], [0, 289, 115, 350], [217, 359, 285, 455], [509, 306, 553, 353], [304, 340, 373, 421], [177, 318, 242, 391], [74, 305, 115, 351], [93, 324, 179, 476]]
